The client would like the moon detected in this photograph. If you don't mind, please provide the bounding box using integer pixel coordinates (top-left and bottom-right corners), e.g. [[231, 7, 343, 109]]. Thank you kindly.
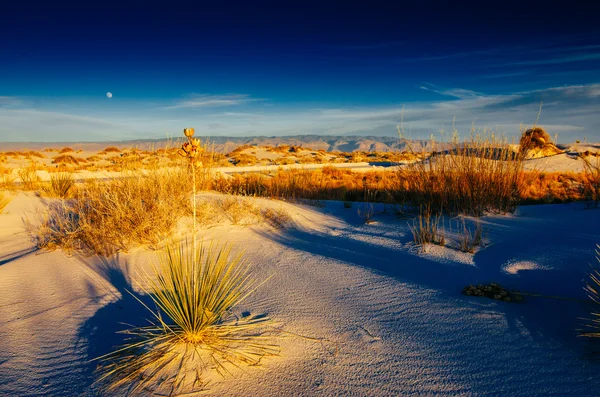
[[106, 92, 113, 99]]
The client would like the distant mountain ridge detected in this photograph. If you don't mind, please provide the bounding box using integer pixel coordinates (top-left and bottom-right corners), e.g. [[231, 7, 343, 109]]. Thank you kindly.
[[1, 135, 436, 153]]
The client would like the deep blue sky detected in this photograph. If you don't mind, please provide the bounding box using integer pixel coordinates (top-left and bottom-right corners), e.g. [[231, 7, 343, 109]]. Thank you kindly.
[[1, 1, 600, 142]]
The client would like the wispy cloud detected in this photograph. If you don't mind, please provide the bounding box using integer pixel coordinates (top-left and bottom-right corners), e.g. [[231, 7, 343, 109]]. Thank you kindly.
[[505, 53, 600, 66], [0, 96, 25, 108], [2, 84, 600, 142], [163, 94, 254, 109]]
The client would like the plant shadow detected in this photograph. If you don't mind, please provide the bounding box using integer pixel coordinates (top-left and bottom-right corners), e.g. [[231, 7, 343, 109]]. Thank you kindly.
[[76, 254, 156, 392]]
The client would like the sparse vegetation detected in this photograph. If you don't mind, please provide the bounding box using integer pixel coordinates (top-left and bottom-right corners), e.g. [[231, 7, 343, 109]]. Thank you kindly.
[[581, 245, 600, 338], [409, 205, 445, 249], [0, 191, 11, 214], [59, 147, 75, 154], [581, 153, 600, 208], [42, 172, 75, 198], [458, 219, 483, 253], [397, 130, 525, 217], [95, 128, 277, 395]]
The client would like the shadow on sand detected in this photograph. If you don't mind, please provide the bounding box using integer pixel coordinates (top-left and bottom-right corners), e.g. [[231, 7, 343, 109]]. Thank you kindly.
[[76, 254, 156, 392]]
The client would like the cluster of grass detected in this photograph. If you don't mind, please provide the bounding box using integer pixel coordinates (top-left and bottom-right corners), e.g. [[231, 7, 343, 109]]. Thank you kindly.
[[458, 219, 483, 253], [0, 191, 11, 214], [581, 153, 600, 207], [41, 173, 75, 198], [397, 131, 526, 217], [34, 169, 192, 255], [409, 205, 445, 249], [582, 245, 600, 338]]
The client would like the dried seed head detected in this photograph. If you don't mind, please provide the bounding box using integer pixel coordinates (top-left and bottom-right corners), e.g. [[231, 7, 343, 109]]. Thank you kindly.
[[184, 128, 195, 138]]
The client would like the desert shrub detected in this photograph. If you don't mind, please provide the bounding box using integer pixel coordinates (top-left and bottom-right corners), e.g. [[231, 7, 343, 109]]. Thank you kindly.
[[17, 164, 41, 190], [52, 154, 80, 165], [0, 191, 11, 214], [34, 169, 192, 255], [25, 151, 46, 159], [228, 144, 255, 155], [519, 127, 552, 151], [230, 153, 258, 166], [409, 205, 445, 249], [104, 146, 121, 153], [581, 153, 600, 208], [458, 219, 483, 253], [42, 172, 75, 198], [397, 131, 525, 216], [59, 147, 74, 154]]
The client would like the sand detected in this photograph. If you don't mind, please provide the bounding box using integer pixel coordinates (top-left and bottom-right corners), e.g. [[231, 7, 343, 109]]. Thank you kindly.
[[1, 190, 599, 396]]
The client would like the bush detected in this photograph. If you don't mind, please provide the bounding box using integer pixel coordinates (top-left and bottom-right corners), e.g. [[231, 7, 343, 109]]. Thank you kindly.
[[42, 173, 75, 198], [34, 169, 191, 255], [398, 132, 525, 216]]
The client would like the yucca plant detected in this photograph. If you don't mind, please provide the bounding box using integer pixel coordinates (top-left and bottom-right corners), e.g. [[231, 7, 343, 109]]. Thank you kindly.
[[96, 128, 277, 395], [42, 172, 75, 198], [582, 245, 600, 338]]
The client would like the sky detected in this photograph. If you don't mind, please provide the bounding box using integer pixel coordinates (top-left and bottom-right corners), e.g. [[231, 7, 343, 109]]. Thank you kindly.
[[1, 1, 600, 142]]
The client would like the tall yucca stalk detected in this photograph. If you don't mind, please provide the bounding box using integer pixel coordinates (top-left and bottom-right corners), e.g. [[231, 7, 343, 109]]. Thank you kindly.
[[96, 128, 276, 395]]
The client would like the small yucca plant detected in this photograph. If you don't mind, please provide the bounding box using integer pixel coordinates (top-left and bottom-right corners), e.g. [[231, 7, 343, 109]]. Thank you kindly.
[[582, 245, 600, 338], [43, 172, 75, 198], [96, 128, 277, 395]]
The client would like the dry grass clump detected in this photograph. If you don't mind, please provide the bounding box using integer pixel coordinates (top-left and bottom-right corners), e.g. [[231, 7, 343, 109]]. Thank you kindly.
[[0, 191, 11, 214], [34, 169, 191, 255], [520, 127, 552, 151], [230, 153, 258, 166], [104, 146, 121, 153], [398, 131, 525, 216], [458, 219, 483, 253], [52, 154, 81, 165], [582, 245, 600, 338], [59, 147, 75, 154], [409, 205, 445, 249], [17, 165, 41, 190], [581, 153, 600, 207], [41, 173, 75, 198]]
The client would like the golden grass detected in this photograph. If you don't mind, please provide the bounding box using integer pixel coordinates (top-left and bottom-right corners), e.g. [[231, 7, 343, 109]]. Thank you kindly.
[[0, 191, 11, 214], [17, 164, 41, 190], [95, 241, 277, 395], [409, 205, 445, 249], [397, 131, 525, 216], [52, 154, 81, 165], [34, 169, 192, 255], [104, 146, 121, 153], [41, 172, 75, 198], [581, 153, 600, 207], [59, 147, 74, 154]]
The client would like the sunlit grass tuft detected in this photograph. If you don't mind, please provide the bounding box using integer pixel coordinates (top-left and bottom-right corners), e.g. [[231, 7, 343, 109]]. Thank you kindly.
[[42, 172, 75, 198], [0, 191, 11, 214]]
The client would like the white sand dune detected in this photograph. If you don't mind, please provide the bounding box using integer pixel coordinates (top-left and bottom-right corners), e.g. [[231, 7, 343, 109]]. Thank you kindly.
[[1, 193, 599, 396]]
